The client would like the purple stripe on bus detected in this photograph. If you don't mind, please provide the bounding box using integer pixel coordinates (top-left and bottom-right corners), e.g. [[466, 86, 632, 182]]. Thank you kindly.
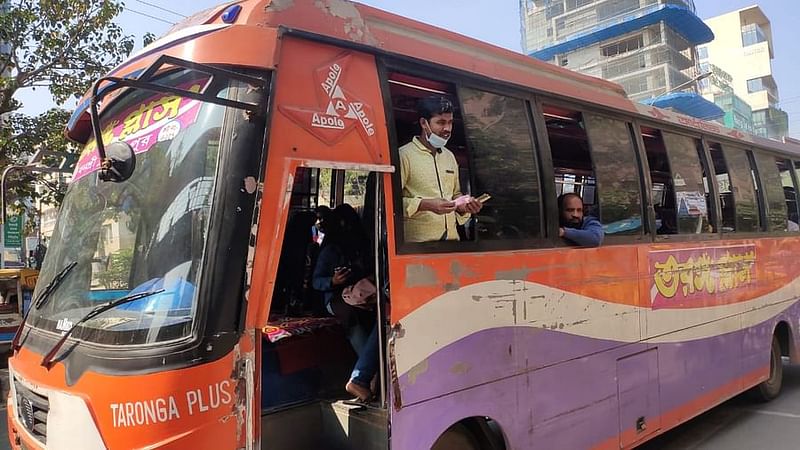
[[391, 302, 800, 450]]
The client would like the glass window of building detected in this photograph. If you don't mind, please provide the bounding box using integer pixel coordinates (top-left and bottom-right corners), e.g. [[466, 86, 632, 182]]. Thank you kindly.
[[741, 23, 768, 47], [546, 2, 565, 20], [601, 35, 644, 57], [747, 77, 765, 93]]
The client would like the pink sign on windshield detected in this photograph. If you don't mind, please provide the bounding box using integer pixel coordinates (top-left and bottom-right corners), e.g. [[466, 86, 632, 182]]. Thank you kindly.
[[73, 85, 205, 182]]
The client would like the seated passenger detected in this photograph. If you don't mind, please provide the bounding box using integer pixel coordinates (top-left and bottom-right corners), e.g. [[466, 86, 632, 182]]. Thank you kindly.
[[312, 204, 378, 401], [274, 210, 318, 315], [558, 193, 603, 247], [399, 96, 482, 242], [312, 205, 331, 244]]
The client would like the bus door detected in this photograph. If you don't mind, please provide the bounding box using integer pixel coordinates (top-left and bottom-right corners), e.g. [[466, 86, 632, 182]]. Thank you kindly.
[[246, 160, 392, 449]]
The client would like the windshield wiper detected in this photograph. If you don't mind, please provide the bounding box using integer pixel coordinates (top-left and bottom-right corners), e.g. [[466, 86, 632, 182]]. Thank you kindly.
[[41, 288, 165, 368], [34, 261, 78, 309], [12, 261, 78, 352]]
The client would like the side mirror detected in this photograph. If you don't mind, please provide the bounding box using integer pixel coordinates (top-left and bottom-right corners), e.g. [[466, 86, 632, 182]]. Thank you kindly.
[[99, 142, 136, 182]]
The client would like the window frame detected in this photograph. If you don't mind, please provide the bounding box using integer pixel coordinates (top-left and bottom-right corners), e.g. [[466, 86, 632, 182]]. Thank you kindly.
[[717, 143, 764, 236], [379, 57, 551, 255], [536, 97, 650, 246], [636, 121, 721, 242], [372, 46, 800, 253]]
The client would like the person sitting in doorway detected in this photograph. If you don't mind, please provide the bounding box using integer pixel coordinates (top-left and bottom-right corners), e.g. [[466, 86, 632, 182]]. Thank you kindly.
[[558, 193, 603, 247], [399, 96, 482, 242], [312, 204, 379, 401]]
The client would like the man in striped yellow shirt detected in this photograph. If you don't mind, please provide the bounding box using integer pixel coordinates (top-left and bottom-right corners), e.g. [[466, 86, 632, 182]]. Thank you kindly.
[[399, 96, 483, 242]]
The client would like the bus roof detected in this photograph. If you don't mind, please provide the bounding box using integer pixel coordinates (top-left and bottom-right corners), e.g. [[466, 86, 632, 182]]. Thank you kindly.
[[68, 0, 800, 156]]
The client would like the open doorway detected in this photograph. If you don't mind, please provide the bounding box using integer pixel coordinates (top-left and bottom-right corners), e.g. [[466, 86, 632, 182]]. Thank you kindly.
[[261, 166, 389, 449]]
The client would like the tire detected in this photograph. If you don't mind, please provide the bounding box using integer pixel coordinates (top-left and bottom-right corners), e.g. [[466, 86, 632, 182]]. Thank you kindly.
[[431, 423, 482, 450], [752, 336, 783, 402]]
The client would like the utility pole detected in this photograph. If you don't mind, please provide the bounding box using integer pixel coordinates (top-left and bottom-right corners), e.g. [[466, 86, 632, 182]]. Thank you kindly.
[[1, 150, 75, 268]]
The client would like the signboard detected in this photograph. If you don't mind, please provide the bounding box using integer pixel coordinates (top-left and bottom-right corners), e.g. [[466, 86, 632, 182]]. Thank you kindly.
[[4, 215, 22, 248]]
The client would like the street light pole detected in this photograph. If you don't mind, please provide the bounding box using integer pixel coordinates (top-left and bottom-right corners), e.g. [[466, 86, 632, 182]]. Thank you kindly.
[[0, 164, 71, 269]]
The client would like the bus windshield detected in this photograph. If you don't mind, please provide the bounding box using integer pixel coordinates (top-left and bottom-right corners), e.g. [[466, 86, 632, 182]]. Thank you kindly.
[[29, 70, 233, 346]]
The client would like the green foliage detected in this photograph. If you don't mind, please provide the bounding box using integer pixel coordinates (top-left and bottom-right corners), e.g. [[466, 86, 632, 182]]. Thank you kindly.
[[97, 248, 133, 290], [142, 32, 157, 47], [0, 0, 136, 213]]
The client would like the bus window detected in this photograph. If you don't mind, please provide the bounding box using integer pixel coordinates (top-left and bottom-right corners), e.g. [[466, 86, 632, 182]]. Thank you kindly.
[[787, 160, 800, 231], [583, 113, 642, 235], [544, 106, 596, 210], [695, 140, 717, 233], [388, 72, 479, 245], [753, 152, 789, 232], [723, 146, 761, 232], [662, 132, 713, 234], [290, 167, 322, 210], [708, 143, 736, 232], [641, 129, 710, 235], [343, 171, 370, 213], [458, 87, 542, 241]]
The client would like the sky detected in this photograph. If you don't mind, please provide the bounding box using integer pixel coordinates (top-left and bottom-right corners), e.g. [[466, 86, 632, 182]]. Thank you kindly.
[[15, 0, 800, 137]]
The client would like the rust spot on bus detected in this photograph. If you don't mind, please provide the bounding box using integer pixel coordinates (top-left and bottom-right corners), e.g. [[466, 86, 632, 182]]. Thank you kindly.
[[406, 264, 438, 287], [406, 358, 429, 386], [450, 362, 471, 375], [266, 0, 294, 12], [314, 0, 378, 45]]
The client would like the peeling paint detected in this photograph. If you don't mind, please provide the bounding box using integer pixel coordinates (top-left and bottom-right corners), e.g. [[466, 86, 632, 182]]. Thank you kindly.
[[495, 269, 533, 280], [444, 282, 459, 292], [265, 0, 294, 12], [406, 264, 438, 287], [450, 362, 471, 375], [406, 358, 429, 385], [314, 0, 377, 44], [450, 260, 475, 278]]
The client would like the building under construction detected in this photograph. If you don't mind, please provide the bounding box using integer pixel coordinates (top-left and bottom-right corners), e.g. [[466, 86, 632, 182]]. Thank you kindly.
[[521, 0, 723, 120]]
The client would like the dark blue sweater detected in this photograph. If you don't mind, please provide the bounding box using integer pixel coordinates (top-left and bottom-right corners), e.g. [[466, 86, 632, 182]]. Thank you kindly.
[[563, 216, 604, 247]]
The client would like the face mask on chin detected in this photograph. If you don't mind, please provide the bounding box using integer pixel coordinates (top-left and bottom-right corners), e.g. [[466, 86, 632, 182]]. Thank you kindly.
[[424, 120, 449, 149]]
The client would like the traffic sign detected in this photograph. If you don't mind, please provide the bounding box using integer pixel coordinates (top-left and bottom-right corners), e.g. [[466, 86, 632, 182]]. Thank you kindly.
[[4, 214, 22, 248]]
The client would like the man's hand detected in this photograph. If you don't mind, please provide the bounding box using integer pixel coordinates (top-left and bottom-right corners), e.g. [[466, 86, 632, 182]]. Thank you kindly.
[[332, 267, 351, 286], [420, 198, 456, 215], [559, 227, 565, 238], [456, 197, 483, 215]]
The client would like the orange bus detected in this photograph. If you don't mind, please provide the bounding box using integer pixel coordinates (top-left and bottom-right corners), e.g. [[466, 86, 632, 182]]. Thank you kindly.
[[7, 1, 800, 449]]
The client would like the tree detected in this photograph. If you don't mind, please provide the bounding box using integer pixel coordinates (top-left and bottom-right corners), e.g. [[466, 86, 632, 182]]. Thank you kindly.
[[0, 0, 136, 212], [97, 247, 133, 289]]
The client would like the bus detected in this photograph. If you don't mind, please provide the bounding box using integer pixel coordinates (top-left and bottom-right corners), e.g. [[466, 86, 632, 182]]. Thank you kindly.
[[7, 0, 800, 449]]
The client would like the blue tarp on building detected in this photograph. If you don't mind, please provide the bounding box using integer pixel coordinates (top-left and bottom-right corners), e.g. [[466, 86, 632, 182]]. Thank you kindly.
[[530, 4, 715, 61], [641, 92, 725, 121]]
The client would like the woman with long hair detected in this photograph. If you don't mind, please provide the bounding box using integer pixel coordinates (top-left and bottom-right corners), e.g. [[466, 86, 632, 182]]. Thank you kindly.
[[312, 204, 378, 400]]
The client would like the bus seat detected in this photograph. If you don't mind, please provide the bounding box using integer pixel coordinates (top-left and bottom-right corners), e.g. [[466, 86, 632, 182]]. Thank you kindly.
[[272, 210, 319, 315]]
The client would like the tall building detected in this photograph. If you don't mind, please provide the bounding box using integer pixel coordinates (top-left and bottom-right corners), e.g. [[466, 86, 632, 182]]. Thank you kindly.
[[696, 60, 754, 134], [520, 0, 723, 120], [699, 6, 789, 140]]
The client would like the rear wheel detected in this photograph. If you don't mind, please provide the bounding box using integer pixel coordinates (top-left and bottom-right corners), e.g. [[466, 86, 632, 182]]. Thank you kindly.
[[752, 336, 783, 402], [431, 423, 481, 450]]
